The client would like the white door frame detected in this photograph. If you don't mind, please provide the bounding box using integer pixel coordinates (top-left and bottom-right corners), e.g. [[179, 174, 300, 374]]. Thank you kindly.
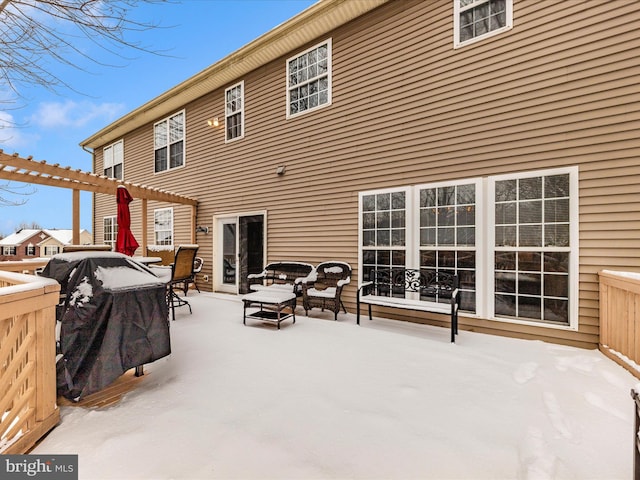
[[212, 210, 267, 293]]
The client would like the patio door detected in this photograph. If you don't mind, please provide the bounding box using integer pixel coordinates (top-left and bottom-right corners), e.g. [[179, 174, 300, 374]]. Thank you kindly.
[[215, 213, 265, 294]]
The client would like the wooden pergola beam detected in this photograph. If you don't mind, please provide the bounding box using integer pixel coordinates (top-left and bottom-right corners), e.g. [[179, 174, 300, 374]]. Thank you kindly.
[[0, 151, 199, 253]]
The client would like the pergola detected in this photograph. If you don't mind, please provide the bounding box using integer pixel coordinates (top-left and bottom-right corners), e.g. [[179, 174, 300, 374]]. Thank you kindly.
[[0, 150, 198, 251]]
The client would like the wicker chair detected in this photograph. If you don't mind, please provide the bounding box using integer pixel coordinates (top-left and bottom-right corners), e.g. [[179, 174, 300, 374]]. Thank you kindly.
[[302, 261, 352, 320]]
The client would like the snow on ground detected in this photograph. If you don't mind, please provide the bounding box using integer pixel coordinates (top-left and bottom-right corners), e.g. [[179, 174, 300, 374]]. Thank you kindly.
[[33, 292, 635, 479]]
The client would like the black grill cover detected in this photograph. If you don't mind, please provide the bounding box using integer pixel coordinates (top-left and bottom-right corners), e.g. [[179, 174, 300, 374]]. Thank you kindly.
[[42, 252, 170, 400]]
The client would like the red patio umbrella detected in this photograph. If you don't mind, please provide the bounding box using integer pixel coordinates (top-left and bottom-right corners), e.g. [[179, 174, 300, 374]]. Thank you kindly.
[[115, 185, 139, 256]]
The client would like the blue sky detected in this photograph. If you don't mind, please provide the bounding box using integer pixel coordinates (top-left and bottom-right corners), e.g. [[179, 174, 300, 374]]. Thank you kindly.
[[0, 0, 315, 236]]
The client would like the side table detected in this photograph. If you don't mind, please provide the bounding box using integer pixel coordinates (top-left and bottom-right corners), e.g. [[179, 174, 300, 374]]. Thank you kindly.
[[242, 290, 297, 329]]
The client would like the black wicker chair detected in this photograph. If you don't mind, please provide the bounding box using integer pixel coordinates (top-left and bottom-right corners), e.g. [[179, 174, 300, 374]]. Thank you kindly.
[[302, 261, 351, 320]]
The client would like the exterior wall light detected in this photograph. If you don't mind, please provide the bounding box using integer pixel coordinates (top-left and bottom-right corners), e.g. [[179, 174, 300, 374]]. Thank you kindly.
[[207, 118, 219, 128]]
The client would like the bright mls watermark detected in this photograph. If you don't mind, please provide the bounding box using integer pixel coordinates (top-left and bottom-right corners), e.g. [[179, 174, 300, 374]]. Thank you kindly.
[[0, 455, 77, 480]]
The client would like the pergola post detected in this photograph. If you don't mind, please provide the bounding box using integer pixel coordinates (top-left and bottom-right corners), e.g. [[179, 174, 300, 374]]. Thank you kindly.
[[72, 189, 80, 244], [141, 198, 148, 254]]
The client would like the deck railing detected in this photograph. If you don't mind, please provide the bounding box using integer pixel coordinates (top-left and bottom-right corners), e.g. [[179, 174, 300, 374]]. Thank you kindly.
[[599, 270, 640, 379], [0, 270, 60, 453]]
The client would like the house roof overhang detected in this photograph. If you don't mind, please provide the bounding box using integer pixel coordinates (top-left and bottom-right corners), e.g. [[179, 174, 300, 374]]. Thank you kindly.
[[80, 0, 389, 150]]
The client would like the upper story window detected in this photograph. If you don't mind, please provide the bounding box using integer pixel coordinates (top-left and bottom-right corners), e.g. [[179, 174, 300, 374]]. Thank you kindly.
[[454, 0, 512, 48], [103, 140, 123, 179], [286, 39, 332, 118], [154, 111, 185, 173], [154, 208, 173, 246], [225, 81, 244, 142]]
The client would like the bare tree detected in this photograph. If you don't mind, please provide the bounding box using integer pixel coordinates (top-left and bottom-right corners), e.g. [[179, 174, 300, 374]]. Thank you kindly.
[[0, 180, 35, 206], [0, 0, 170, 205], [0, 0, 168, 95]]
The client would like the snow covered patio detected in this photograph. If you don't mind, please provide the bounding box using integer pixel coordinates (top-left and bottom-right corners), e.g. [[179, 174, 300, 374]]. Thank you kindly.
[[34, 292, 635, 479]]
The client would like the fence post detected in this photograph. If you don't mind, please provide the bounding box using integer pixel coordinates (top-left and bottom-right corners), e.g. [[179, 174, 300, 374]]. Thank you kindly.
[[631, 388, 640, 480]]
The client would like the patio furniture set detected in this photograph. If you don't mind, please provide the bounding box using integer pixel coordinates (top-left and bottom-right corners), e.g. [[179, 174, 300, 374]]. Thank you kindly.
[[243, 261, 459, 342], [242, 261, 352, 329]]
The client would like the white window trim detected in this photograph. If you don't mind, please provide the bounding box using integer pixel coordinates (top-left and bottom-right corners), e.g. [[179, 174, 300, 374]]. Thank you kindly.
[[103, 215, 117, 249], [453, 0, 513, 49], [486, 166, 579, 330], [225, 81, 244, 143], [358, 186, 412, 280], [154, 207, 174, 246], [286, 38, 332, 119], [154, 110, 186, 174], [103, 139, 124, 179], [357, 167, 579, 331]]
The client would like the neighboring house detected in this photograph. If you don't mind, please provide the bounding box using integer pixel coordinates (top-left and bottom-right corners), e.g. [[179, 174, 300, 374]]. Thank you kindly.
[[0, 228, 93, 261], [81, 0, 640, 349]]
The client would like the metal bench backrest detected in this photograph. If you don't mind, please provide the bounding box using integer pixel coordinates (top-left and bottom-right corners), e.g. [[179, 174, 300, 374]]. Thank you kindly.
[[369, 268, 458, 302]]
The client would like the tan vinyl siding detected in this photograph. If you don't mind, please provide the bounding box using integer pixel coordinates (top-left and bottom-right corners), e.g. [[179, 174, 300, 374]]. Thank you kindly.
[[93, 0, 640, 349]]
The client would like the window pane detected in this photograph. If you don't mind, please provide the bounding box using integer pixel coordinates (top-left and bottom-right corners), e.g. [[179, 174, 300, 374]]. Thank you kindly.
[[155, 147, 167, 173], [519, 225, 542, 247], [363, 212, 375, 229], [519, 177, 541, 200], [391, 192, 405, 209], [495, 272, 515, 293], [518, 296, 541, 320], [544, 198, 569, 223], [519, 273, 541, 295], [420, 228, 436, 246], [169, 141, 184, 168], [457, 183, 475, 204], [519, 200, 542, 224], [544, 298, 568, 322], [518, 252, 541, 272], [457, 205, 475, 225], [495, 179, 516, 202], [544, 224, 570, 247], [376, 193, 390, 210], [545, 174, 569, 198], [420, 208, 436, 227], [496, 294, 516, 316], [377, 211, 390, 228], [391, 210, 405, 228], [363, 195, 375, 211], [438, 186, 456, 206], [420, 188, 436, 207], [543, 252, 568, 273], [544, 274, 568, 297], [391, 229, 405, 246], [495, 251, 516, 270]]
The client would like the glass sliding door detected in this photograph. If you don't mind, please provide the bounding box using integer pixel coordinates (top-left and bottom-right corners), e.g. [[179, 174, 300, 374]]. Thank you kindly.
[[215, 213, 265, 294]]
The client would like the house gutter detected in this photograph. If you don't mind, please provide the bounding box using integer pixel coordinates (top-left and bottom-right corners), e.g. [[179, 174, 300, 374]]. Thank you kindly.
[[79, 0, 389, 150]]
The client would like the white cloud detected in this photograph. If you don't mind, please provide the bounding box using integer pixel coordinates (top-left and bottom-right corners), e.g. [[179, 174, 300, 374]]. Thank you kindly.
[[0, 110, 39, 149], [30, 100, 125, 129]]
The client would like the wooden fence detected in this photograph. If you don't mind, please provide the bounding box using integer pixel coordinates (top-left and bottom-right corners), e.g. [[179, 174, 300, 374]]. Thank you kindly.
[[0, 270, 60, 453], [599, 270, 640, 379]]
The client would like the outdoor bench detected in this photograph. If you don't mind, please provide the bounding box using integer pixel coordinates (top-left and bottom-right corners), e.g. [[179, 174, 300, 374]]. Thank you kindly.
[[356, 268, 460, 343], [248, 261, 314, 296]]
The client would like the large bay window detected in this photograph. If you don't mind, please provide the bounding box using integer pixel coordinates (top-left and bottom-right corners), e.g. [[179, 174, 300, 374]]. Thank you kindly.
[[359, 167, 578, 328]]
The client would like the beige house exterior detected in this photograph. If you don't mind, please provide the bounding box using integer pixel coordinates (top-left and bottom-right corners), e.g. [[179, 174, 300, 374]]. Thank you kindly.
[[82, 0, 640, 349]]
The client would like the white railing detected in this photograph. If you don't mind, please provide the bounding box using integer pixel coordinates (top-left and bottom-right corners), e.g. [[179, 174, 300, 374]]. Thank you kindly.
[[0, 270, 60, 453]]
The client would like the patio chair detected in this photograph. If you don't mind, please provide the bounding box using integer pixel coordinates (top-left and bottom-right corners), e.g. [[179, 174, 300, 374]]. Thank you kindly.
[[151, 244, 199, 320], [182, 256, 203, 295], [301, 261, 351, 320]]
